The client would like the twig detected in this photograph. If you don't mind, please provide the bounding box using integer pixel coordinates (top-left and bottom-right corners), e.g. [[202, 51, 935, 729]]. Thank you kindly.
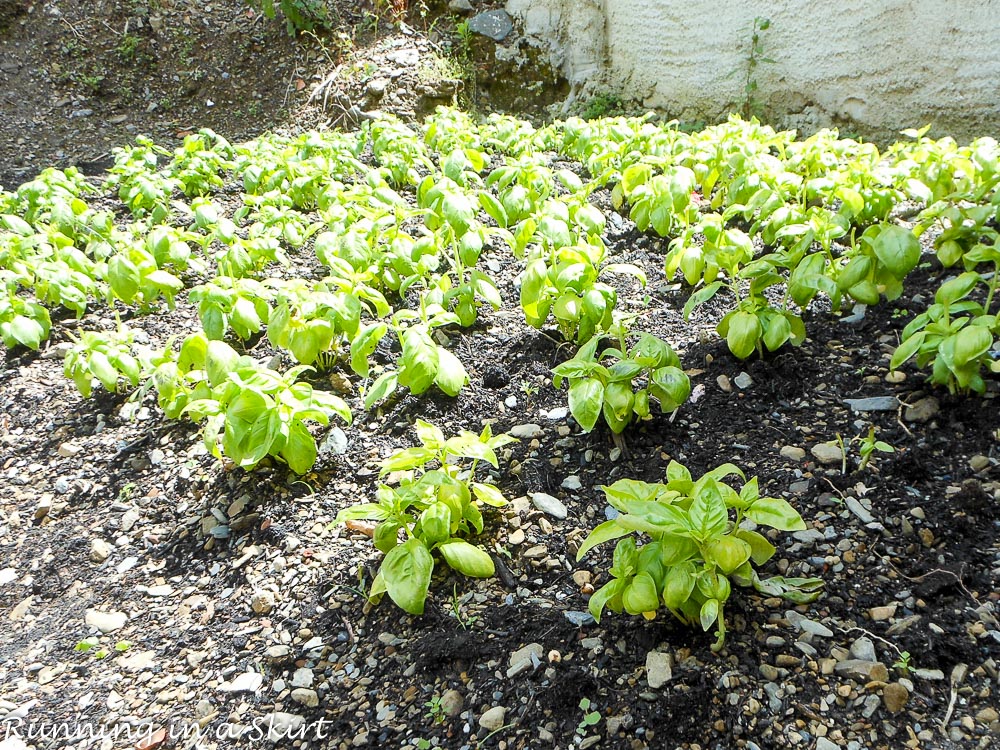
[[60, 17, 85, 40]]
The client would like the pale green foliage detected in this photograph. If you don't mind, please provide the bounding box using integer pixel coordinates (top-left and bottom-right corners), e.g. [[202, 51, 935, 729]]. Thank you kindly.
[[335, 421, 518, 614], [578, 461, 821, 650]]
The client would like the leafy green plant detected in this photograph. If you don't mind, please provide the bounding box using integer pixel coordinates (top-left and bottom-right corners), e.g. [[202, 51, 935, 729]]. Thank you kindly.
[[551, 328, 690, 433], [890, 271, 998, 394], [335, 421, 517, 614], [0, 279, 51, 350], [520, 239, 645, 344], [577, 461, 822, 651], [152, 334, 351, 473], [246, 0, 330, 35], [64, 326, 147, 398], [355, 295, 469, 409]]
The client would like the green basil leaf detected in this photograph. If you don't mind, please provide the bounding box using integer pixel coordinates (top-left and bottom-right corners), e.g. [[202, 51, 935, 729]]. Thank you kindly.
[[437, 540, 495, 578], [381, 538, 434, 615]]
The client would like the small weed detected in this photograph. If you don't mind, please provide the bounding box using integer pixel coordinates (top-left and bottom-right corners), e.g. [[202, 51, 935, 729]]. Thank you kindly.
[[579, 91, 626, 120], [576, 698, 601, 738], [893, 650, 913, 675], [116, 34, 141, 61], [424, 695, 446, 725], [450, 585, 478, 630], [735, 16, 773, 120]]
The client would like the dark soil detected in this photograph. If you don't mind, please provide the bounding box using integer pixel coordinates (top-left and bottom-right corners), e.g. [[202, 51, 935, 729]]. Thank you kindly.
[[0, 7, 999, 750]]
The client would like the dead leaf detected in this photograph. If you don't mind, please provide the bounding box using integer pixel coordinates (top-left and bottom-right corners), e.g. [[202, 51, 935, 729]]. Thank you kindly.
[[345, 520, 376, 538]]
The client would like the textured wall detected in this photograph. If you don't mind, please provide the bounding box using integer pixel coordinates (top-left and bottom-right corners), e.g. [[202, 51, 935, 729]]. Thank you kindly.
[[507, 0, 1000, 140]]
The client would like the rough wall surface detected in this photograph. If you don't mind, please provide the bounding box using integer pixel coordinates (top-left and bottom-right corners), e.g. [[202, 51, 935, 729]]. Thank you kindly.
[[506, 0, 1000, 141]]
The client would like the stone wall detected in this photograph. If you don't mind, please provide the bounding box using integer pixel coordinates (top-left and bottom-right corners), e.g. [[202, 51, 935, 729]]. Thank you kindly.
[[505, 0, 1000, 141]]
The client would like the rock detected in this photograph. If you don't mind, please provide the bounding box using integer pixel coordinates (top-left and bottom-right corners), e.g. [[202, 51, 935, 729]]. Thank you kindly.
[[251, 591, 275, 615], [448, 0, 474, 13], [85, 609, 127, 634], [759, 664, 780, 681], [291, 688, 319, 708], [530, 492, 567, 520], [885, 370, 906, 383], [441, 689, 464, 717], [0, 736, 29, 750], [222, 672, 263, 693], [561, 475, 582, 491], [780, 446, 806, 461], [319, 427, 348, 455], [646, 651, 673, 688], [912, 667, 945, 680], [882, 682, 909, 713], [266, 645, 292, 662], [0, 568, 16, 587], [89, 538, 111, 563], [120, 509, 140, 532], [57, 442, 82, 457], [734, 372, 753, 389], [479, 706, 506, 731], [792, 528, 825, 544], [119, 650, 155, 673], [904, 396, 939, 423], [976, 707, 999, 724], [835, 660, 888, 682], [468, 10, 514, 42], [844, 396, 898, 412], [509, 424, 543, 439], [799, 618, 834, 638], [291, 668, 313, 688], [508, 643, 544, 677], [869, 604, 897, 621], [811, 443, 843, 466], [564, 610, 595, 627], [850, 636, 877, 662], [546, 406, 569, 420], [970, 454, 990, 472], [34, 497, 51, 520], [815, 738, 839, 750], [845, 497, 875, 524], [261, 712, 305, 742], [717, 375, 732, 393]]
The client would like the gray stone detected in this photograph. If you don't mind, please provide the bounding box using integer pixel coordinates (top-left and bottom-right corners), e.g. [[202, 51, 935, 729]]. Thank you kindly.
[[479, 705, 506, 731], [845, 497, 875, 525], [816, 738, 840, 750], [850, 636, 877, 662], [530, 492, 567, 520], [811, 443, 843, 466], [645, 651, 673, 688], [792, 529, 825, 545], [844, 396, 898, 412], [448, 0, 474, 12], [290, 667, 313, 688], [800, 619, 834, 638], [734, 372, 753, 389], [440, 689, 464, 717], [904, 396, 939, 423], [507, 643, 544, 677], [291, 688, 319, 708], [223, 672, 263, 693], [468, 10, 514, 42], [561, 475, 582, 491], [509, 424, 543, 439], [85, 609, 127, 634], [319, 427, 348, 455], [262, 712, 305, 742], [780, 446, 806, 461], [564, 610, 595, 627]]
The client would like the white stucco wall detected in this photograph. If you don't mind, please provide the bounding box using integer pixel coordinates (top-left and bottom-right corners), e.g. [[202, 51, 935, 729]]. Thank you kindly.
[[506, 0, 1000, 141]]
